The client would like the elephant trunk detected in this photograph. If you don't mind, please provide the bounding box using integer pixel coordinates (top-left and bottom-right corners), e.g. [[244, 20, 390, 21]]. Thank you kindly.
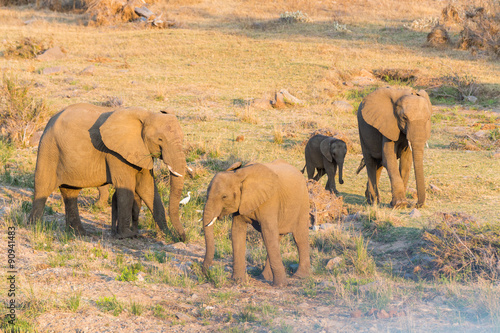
[[163, 145, 187, 241], [411, 141, 426, 208], [338, 160, 344, 185], [202, 199, 220, 273]]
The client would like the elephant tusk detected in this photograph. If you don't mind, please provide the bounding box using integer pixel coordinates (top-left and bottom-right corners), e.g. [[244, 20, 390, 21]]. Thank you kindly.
[[426, 142, 429, 148], [205, 217, 217, 227], [408, 142, 413, 152], [168, 165, 183, 177]]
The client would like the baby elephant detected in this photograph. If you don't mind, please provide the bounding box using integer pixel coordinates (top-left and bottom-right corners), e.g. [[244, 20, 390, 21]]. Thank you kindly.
[[302, 134, 347, 194], [202, 160, 310, 287]]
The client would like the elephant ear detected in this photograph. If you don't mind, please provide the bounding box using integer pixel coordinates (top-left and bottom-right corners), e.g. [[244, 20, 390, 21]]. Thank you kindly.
[[238, 163, 278, 216], [226, 161, 242, 171], [320, 138, 333, 162], [100, 108, 153, 170], [416, 89, 433, 115], [361, 87, 412, 142]]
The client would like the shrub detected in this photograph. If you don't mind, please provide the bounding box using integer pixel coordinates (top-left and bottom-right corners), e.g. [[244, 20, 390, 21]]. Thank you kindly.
[[0, 74, 50, 146], [421, 212, 500, 281]]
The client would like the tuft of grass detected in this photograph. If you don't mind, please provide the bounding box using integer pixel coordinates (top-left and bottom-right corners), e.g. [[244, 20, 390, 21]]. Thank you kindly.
[[95, 296, 124, 316], [66, 292, 82, 312], [116, 262, 143, 282], [204, 264, 229, 288], [3, 37, 52, 59], [272, 124, 284, 144], [144, 250, 167, 263], [130, 301, 143, 316]]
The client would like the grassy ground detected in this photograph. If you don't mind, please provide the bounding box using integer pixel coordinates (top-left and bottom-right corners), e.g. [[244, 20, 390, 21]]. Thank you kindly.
[[0, 1, 499, 331]]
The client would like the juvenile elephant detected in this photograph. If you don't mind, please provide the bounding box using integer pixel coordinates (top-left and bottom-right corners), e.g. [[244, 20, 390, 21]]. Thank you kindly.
[[202, 160, 310, 287], [357, 87, 432, 208], [302, 134, 347, 194], [28, 103, 187, 240]]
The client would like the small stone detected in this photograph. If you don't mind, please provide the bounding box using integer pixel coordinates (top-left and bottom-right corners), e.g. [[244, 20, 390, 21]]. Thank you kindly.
[[41, 66, 64, 75], [175, 312, 195, 322], [326, 257, 342, 270], [332, 100, 353, 113], [36, 46, 66, 61], [136, 273, 144, 281], [376, 309, 390, 319], [429, 184, 442, 193], [311, 225, 320, 231], [235, 135, 244, 142], [271, 91, 286, 109], [409, 208, 421, 218], [466, 95, 477, 103], [320, 223, 335, 231], [252, 98, 272, 110], [350, 310, 363, 318], [80, 65, 95, 76]]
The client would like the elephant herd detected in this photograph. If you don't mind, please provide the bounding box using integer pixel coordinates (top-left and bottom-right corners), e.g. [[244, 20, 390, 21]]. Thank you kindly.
[[27, 87, 432, 287]]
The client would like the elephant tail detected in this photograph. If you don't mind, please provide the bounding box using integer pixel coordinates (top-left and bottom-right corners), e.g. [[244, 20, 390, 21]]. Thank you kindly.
[[356, 158, 366, 175], [300, 164, 306, 174]]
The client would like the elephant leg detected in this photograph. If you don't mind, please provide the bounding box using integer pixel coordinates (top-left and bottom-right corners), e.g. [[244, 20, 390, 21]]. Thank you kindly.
[[292, 227, 311, 279], [261, 234, 283, 281], [383, 140, 407, 208], [313, 168, 325, 181], [232, 214, 248, 283], [135, 170, 169, 237], [400, 146, 413, 191], [28, 175, 58, 225], [325, 163, 338, 194], [260, 215, 287, 287], [111, 191, 117, 235], [60, 187, 86, 235], [114, 187, 136, 239], [306, 163, 316, 179], [131, 193, 141, 233], [95, 185, 110, 207], [364, 156, 380, 205]]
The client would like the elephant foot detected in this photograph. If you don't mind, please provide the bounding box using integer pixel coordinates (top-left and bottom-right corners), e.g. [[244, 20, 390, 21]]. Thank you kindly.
[[232, 274, 246, 284], [272, 277, 287, 287], [390, 198, 408, 209], [177, 232, 187, 243], [416, 201, 425, 208], [292, 268, 310, 279], [67, 224, 87, 236], [261, 267, 273, 281], [115, 228, 138, 239]]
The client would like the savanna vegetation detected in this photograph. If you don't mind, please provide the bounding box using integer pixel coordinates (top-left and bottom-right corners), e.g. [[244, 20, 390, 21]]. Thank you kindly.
[[0, 0, 499, 331]]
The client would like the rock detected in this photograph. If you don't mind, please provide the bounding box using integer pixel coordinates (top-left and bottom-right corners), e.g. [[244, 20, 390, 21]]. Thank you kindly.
[[80, 65, 95, 76], [41, 66, 64, 75], [175, 312, 195, 322], [409, 208, 421, 218], [320, 223, 335, 231], [136, 273, 144, 282], [376, 309, 390, 319], [326, 257, 342, 270], [135, 6, 155, 19], [466, 95, 477, 103], [311, 225, 320, 231], [429, 184, 442, 193], [235, 135, 244, 142], [252, 98, 272, 110], [331, 100, 353, 113], [280, 89, 305, 106], [28, 131, 43, 147], [271, 91, 286, 109], [36, 47, 66, 61]]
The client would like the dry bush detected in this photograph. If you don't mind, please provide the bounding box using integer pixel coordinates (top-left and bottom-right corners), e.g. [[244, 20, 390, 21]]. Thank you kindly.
[[307, 179, 345, 226], [421, 212, 500, 281], [0, 75, 50, 146], [449, 127, 500, 151], [455, 4, 500, 56], [373, 68, 420, 82], [3, 37, 53, 59], [85, 0, 140, 26], [426, 25, 452, 47]]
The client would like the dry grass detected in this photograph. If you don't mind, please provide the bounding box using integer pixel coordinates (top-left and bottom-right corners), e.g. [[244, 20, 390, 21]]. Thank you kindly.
[[307, 179, 345, 226]]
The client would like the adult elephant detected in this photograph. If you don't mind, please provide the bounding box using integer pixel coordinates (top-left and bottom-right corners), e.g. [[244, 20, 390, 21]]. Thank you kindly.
[[202, 160, 310, 287], [302, 134, 347, 194], [28, 103, 187, 240], [357, 87, 432, 208]]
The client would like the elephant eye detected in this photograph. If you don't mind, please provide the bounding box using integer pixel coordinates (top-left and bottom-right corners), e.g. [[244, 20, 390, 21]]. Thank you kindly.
[[158, 137, 163, 142], [221, 195, 228, 200]]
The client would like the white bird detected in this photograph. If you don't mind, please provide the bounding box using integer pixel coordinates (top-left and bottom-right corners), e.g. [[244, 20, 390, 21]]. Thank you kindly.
[[180, 192, 191, 205]]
